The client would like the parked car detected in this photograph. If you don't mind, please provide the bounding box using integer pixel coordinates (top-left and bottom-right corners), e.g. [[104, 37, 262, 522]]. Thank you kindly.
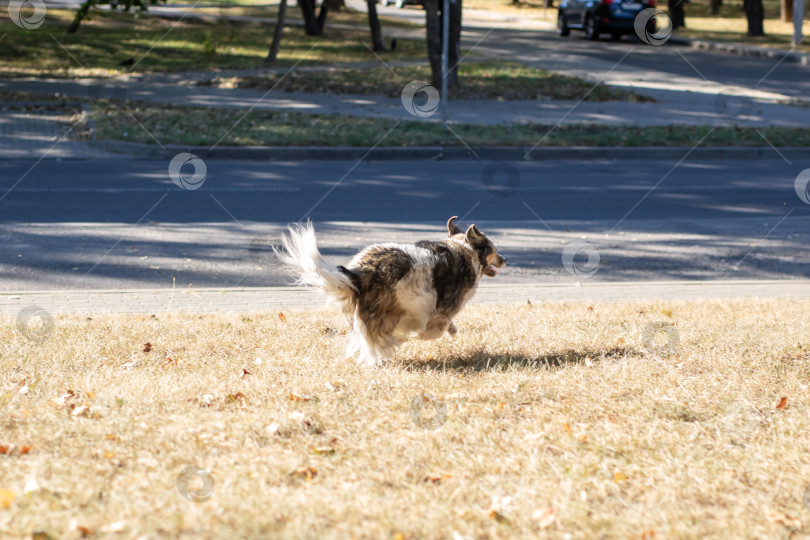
[[557, 0, 656, 40], [378, 0, 420, 8]]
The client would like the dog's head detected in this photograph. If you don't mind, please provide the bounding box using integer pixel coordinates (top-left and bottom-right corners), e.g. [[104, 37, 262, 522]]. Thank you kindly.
[[447, 216, 506, 277]]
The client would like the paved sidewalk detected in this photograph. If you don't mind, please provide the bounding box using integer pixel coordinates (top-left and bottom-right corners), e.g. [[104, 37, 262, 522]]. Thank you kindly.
[[4, 76, 810, 129], [0, 106, 113, 159], [2, 280, 808, 315]]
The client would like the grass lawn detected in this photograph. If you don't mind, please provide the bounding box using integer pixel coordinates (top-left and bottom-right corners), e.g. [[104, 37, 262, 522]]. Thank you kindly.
[[204, 61, 652, 101], [0, 7, 425, 77], [2, 300, 810, 538], [91, 101, 810, 146]]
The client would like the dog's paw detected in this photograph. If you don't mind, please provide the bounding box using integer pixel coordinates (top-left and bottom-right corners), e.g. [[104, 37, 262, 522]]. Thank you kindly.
[[357, 355, 386, 367], [447, 322, 458, 336]]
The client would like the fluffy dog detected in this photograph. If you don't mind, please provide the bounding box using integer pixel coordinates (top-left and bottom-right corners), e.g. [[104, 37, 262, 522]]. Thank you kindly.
[[277, 217, 506, 366]]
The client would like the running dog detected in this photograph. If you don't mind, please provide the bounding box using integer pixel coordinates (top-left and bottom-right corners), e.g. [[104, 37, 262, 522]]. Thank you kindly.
[[277, 217, 506, 366]]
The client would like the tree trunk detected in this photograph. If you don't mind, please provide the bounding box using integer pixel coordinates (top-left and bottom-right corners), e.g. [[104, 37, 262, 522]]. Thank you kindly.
[[366, 0, 387, 52], [744, 0, 765, 36], [424, 0, 462, 90], [424, 0, 442, 89], [709, 0, 721, 15], [781, 0, 793, 22], [667, 0, 685, 29], [316, 1, 329, 33], [447, 0, 462, 88], [299, 0, 321, 35], [266, 0, 287, 62], [68, 0, 94, 33]]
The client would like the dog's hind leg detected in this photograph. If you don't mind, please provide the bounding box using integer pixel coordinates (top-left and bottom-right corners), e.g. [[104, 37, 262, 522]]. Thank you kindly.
[[416, 314, 453, 340]]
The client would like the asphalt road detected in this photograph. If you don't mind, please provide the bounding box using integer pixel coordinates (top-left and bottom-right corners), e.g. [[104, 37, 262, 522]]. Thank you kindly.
[[470, 27, 810, 102], [1, 158, 809, 290], [0, 158, 806, 223]]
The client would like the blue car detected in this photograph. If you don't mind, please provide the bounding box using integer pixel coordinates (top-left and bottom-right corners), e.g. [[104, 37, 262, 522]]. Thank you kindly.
[[557, 0, 657, 40]]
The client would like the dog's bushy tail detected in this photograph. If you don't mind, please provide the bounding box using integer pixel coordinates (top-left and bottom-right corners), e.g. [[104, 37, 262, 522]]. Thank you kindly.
[[276, 223, 358, 315]]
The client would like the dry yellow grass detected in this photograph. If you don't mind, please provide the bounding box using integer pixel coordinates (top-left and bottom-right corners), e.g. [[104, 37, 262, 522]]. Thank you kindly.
[[2, 299, 810, 538]]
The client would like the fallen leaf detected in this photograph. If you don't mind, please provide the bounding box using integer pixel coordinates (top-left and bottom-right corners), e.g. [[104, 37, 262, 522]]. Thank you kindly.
[[69, 520, 93, 537], [661, 309, 673, 317], [614, 472, 627, 483], [142, 343, 152, 353], [23, 478, 40, 494], [532, 506, 557, 529], [278, 312, 287, 323], [0, 445, 8, 455], [225, 392, 247, 405], [562, 423, 573, 435], [289, 466, 317, 481], [241, 369, 251, 378], [72, 405, 89, 417], [0, 488, 14, 508], [289, 392, 312, 402], [488, 510, 511, 525], [20, 446, 32, 455], [393, 533, 405, 540], [161, 358, 176, 368], [312, 446, 335, 455], [616, 337, 626, 346], [104, 434, 120, 441], [104, 452, 115, 459], [495, 402, 506, 411], [641, 531, 655, 540], [765, 510, 801, 529], [776, 396, 788, 409], [578, 435, 589, 443], [31, 532, 54, 540], [101, 521, 126, 533], [424, 474, 452, 484]]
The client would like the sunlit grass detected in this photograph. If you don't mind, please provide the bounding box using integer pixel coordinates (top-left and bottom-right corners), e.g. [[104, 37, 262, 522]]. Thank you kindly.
[[0, 8, 425, 77], [91, 101, 810, 147], [207, 60, 650, 101], [2, 300, 810, 538]]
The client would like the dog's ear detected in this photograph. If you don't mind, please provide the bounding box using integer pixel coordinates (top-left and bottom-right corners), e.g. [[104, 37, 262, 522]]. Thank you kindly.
[[465, 224, 486, 246], [447, 216, 462, 236]]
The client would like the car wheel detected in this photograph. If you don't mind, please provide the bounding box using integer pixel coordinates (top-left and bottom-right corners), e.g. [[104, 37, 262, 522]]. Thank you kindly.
[[584, 16, 600, 40], [557, 12, 570, 37]]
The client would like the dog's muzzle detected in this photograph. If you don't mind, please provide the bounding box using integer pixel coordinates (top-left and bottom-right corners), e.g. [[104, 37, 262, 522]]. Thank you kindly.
[[484, 255, 506, 277]]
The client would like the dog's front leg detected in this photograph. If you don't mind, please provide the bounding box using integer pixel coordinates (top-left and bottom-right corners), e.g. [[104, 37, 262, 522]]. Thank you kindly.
[[447, 321, 457, 336]]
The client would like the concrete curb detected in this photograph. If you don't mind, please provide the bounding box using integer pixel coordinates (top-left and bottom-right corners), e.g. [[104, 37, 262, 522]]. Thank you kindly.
[[87, 139, 810, 161], [669, 36, 810, 66], [3, 280, 809, 314]]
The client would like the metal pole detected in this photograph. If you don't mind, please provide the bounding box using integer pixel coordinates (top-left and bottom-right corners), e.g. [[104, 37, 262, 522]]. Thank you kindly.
[[794, 0, 804, 46], [440, 0, 450, 124]]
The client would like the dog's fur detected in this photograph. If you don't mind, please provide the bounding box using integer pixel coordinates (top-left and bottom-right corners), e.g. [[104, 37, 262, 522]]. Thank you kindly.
[[277, 217, 506, 366]]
